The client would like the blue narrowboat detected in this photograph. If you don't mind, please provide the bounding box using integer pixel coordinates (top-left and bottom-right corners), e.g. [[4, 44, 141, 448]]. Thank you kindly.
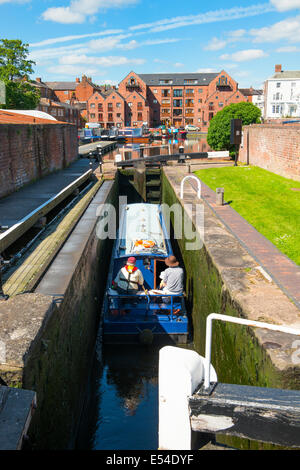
[[102, 203, 189, 344]]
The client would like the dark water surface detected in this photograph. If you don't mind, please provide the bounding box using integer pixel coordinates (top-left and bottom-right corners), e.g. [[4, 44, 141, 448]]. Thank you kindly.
[[77, 344, 159, 450]]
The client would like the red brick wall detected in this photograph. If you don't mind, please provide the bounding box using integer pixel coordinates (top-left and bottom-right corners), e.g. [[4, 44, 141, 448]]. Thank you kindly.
[[0, 123, 78, 198], [239, 124, 300, 181]]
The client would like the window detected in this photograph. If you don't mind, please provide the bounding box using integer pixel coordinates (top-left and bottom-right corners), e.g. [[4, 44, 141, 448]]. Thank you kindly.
[[173, 89, 183, 97], [173, 99, 182, 107], [116, 102, 121, 108], [198, 88, 203, 93], [276, 82, 281, 88], [198, 99, 202, 103], [90, 103, 95, 109], [64, 91, 68, 95], [184, 79, 198, 84], [137, 113, 143, 121], [162, 89, 170, 97], [90, 113, 95, 118], [219, 102, 223, 107], [153, 99, 158, 104], [186, 89, 194, 95], [153, 89, 158, 93], [159, 79, 173, 85], [98, 113, 103, 121], [272, 105, 276, 113], [173, 109, 182, 116], [128, 102, 132, 107], [162, 108, 170, 114], [162, 99, 170, 104]]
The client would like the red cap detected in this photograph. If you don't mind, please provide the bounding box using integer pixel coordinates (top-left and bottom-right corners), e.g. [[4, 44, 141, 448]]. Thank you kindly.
[[127, 257, 136, 265]]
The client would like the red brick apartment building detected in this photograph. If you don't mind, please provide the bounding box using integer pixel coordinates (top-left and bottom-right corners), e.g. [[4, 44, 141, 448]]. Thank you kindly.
[[87, 70, 247, 130]]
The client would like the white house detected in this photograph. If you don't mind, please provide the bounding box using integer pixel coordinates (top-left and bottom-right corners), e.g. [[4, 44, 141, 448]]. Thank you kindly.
[[264, 65, 300, 119]]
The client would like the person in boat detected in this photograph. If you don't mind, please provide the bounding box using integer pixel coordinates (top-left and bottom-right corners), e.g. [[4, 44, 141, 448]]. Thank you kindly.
[[149, 256, 184, 306], [159, 256, 184, 297], [113, 257, 144, 295]]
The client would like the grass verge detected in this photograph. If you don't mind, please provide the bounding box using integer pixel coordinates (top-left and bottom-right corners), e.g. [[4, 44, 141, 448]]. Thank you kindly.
[[194, 165, 300, 265]]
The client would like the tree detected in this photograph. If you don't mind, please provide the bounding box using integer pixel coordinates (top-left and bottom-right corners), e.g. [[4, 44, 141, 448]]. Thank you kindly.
[[0, 38, 40, 109], [0, 39, 35, 81], [4, 81, 40, 109], [207, 102, 261, 152]]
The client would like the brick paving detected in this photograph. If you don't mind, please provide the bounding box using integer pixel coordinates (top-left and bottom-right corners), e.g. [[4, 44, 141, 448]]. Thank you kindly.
[[188, 177, 300, 309]]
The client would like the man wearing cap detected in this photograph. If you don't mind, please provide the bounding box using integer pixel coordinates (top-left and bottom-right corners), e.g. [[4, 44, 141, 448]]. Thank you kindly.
[[113, 257, 144, 294], [159, 255, 184, 296]]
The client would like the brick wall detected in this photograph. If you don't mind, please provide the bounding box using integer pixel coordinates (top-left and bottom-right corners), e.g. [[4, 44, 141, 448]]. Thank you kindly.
[[239, 124, 300, 181], [0, 123, 78, 198]]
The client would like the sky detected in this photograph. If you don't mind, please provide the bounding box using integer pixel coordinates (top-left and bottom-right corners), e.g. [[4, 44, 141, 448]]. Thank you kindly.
[[1, 0, 300, 89]]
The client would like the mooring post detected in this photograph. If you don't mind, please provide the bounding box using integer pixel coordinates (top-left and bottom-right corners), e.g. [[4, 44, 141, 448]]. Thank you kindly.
[[215, 188, 224, 206], [159, 346, 217, 450]]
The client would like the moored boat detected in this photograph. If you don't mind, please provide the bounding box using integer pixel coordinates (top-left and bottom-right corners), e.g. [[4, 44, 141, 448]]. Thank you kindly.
[[102, 203, 189, 344]]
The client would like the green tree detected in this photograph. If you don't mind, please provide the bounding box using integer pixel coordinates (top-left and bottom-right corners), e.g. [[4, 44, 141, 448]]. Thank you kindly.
[[0, 39, 35, 81], [0, 38, 40, 109], [207, 101, 261, 152], [4, 81, 40, 109]]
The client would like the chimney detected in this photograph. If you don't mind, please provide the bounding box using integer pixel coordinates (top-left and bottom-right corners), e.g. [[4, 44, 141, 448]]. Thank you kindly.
[[275, 64, 282, 73], [36, 77, 42, 82], [76, 77, 80, 83]]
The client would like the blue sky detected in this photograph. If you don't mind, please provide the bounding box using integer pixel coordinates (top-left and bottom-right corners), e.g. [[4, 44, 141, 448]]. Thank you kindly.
[[1, 0, 300, 88]]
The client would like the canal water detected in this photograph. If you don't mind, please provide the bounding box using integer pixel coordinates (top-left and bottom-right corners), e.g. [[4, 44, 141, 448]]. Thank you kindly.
[[76, 344, 160, 450], [105, 136, 211, 162]]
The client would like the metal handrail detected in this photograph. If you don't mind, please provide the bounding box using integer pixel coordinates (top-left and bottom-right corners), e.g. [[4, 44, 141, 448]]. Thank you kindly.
[[108, 292, 183, 320], [180, 175, 201, 199], [204, 313, 300, 389]]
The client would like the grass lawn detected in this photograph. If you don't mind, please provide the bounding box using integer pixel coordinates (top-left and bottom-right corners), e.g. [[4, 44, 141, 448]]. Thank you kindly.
[[194, 165, 300, 266]]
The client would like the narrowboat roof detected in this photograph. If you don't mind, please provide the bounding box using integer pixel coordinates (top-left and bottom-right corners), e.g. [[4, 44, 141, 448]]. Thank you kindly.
[[117, 203, 170, 257]]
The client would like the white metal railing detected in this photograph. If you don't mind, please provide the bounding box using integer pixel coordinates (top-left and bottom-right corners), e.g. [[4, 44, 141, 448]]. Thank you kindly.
[[180, 175, 201, 199], [204, 313, 300, 389]]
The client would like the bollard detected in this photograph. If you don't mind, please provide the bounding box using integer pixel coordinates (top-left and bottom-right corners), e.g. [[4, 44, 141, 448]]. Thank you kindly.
[[216, 188, 224, 206]]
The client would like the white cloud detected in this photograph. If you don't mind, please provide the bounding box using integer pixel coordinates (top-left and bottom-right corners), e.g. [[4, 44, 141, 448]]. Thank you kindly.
[[130, 4, 274, 33], [276, 45, 300, 52], [270, 0, 300, 11], [0, 0, 29, 3], [59, 54, 145, 67], [47, 64, 100, 76], [250, 15, 300, 43], [174, 62, 184, 67], [30, 30, 124, 47], [42, 0, 139, 24], [220, 49, 267, 62], [196, 68, 217, 72], [204, 37, 227, 51]]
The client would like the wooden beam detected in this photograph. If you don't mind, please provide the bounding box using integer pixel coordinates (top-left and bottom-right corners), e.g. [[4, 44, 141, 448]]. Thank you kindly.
[[189, 383, 300, 448]]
